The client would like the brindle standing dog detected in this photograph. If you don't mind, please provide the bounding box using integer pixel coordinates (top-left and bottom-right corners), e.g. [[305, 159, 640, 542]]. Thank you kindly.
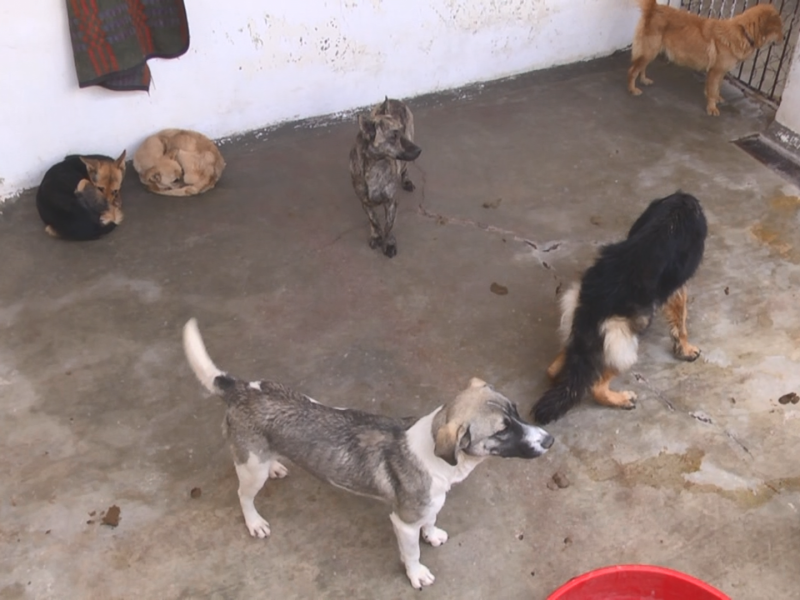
[[350, 97, 421, 258]]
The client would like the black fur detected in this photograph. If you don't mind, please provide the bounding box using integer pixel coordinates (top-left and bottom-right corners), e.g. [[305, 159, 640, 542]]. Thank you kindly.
[[35, 155, 117, 241], [532, 192, 707, 424]]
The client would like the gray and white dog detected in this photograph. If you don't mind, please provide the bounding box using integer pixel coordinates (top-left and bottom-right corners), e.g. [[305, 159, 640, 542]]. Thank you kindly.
[[349, 97, 421, 258], [183, 318, 553, 589]]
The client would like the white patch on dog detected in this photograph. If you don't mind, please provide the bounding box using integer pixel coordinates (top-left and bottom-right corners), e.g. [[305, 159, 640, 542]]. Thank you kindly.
[[248, 381, 262, 390], [600, 317, 639, 372], [406, 409, 482, 488], [182, 318, 223, 393], [558, 283, 580, 344], [523, 423, 554, 453], [306, 395, 346, 410]]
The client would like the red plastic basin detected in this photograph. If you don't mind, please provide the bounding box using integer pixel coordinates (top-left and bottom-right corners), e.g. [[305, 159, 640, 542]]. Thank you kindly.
[[547, 565, 731, 600]]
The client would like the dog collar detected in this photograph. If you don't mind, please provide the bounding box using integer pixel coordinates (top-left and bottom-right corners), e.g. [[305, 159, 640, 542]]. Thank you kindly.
[[741, 26, 755, 47]]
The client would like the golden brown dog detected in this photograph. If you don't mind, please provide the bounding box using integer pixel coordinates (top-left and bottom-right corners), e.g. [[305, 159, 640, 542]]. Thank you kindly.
[[133, 129, 226, 196], [628, 0, 783, 115]]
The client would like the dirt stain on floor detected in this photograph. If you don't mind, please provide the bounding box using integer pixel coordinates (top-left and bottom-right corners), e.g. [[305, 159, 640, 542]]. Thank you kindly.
[[575, 446, 800, 509], [749, 194, 800, 263]]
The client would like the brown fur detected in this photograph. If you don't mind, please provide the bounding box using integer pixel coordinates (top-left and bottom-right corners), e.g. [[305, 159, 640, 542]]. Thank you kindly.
[[662, 284, 700, 360], [628, 0, 783, 115], [133, 129, 226, 196], [80, 151, 127, 223]]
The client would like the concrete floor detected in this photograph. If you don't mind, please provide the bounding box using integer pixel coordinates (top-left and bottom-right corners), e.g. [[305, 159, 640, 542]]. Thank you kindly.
[[2, 52, 800, 600]]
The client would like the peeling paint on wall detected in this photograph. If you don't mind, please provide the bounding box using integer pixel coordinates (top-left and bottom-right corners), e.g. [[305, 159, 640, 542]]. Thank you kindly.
[[1, 0, 641, 200], [241, 12, 384, 74]]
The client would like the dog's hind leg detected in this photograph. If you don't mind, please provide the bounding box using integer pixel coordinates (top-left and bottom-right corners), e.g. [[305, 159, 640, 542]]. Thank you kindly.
[[628, 38, 659, 95], [546, 349, 567, 380], [390, 512, 434, 589], [704, 68, 726, 116], [663, 285, 701, 361], [590, 368, 637, 410], [234, 452, 277, 538], [382, 200, 398, 258]]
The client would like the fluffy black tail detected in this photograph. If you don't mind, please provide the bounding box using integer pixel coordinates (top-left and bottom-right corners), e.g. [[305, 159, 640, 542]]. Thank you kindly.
[[532, 349, 599, 424]]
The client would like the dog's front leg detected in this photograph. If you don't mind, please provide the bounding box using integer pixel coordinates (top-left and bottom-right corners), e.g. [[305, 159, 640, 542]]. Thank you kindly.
[[382, 200, 397, 258], [359, 199, 384, 250], [389, 512, 435, 589]]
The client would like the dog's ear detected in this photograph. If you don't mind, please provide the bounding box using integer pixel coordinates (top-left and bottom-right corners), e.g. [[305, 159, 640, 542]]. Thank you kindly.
[[382, 96, 389, 112], [114, 150, 127, 173], [166, 148, 180, 160], [358, 114, 377, 141], [80, 156, 100, 179], [143, 167, 161, 183], [434, 420, 471, 466]]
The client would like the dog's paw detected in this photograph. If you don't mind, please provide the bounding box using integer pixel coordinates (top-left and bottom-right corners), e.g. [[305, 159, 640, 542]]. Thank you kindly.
[[629, 87, 643, 96], [620, 391, 637, 410], [640, 76, 654, 86], [406, 563, 436, 589], [245, 515, 271, 539], [402, 179, 415, 192], [383, 243, 397, 258], [369, 236, 383, 250], [422, 525, 449, 547], [706, 105, 720, 116], [44, 225, 60, 238], [674, 342, 701, 362], [269, 461, 289, 479]]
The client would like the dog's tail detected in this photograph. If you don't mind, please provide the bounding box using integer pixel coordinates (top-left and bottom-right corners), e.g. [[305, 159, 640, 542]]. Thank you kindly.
[[532, 346, 599, 425], [183, 318, 236, 396], [636, 0, 658, 19]]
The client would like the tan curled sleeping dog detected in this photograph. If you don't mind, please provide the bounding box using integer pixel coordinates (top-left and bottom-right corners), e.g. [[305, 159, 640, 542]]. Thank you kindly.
[[628, 0, 783, 115], [133, 129, 226, 196], [182, 318, 553, 589]]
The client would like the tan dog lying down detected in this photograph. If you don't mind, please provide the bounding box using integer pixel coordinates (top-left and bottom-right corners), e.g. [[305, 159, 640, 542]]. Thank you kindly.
[[133, 129, 226, 196], [628, 0, 783, 116]]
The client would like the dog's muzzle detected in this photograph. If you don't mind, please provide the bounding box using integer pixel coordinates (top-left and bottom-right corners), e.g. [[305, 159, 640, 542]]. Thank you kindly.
[[523, 425, 555, 457], [398, 138, 422, 161]]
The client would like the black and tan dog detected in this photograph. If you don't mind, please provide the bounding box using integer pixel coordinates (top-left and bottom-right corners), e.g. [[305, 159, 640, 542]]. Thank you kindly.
[[349, 97, 421, 258], [36, 152, 127, 240], [532, 192, 707, 424]]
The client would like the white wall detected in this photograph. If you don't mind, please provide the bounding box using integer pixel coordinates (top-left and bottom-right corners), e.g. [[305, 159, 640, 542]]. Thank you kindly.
[[775, 43, 800, 145], [0, 0, 639, 200]]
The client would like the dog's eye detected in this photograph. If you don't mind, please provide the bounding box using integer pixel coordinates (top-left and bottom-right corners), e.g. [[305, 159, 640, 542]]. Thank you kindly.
[[97, 186, 106, 193]]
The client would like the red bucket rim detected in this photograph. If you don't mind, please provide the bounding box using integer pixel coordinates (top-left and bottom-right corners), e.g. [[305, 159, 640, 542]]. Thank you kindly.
[[548, 564, 731, 600]]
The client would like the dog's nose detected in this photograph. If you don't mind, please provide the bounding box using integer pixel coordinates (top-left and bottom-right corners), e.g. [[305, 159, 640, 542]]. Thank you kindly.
[[541, 434, 555, 449]]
